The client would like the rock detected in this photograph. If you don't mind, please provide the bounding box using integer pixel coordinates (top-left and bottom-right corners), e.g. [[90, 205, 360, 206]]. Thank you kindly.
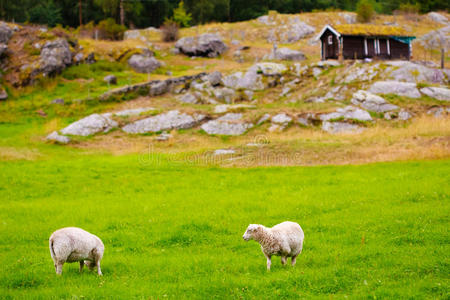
[[122, 110, 205, 134], [268, 21, 315, 44], [214, 149, 236, 155], [312, 68, 322, 78], [51, 98, 64, 105], [0, 43, 7, 56], [208, 71, 222, 86], [398, 110, 412, 121], [427, 12, 448, 24], [213, 87, 236, 103], [269, 48, 306, 61], [0, 22, 12, 44], [249, 62, 287, 76], [420, 87, 450, 101], [281, 86, 291, 97], [257, 113, 271, 125], [46, 131, 70, 144], [128, 54, 161, 73], [73, 52, 84, 63], [201, 113, 253, 136], [175, 34, 227, 58], [427, 107, 448, 118], [271, 113, 292, 125], [39, 39, 72, 76], [257, 15, 276, 26], [60, 114, 118, 136], [149, 81, 168, 96], [156, 132, 172, 141], [222, 71, 264, 91], [369, 81, 421, 98], [351, 90, 399, 113], [297, 117, 310, 126], [387, 61, 449, 84], [103, 75, 117, 85], [214, 104, 255, 113], [178, 93, 199, 104], [339, 12, 356, 24], [113, 107, 155, 117], [268, 124, 286, 132], [320, 106, 372, 122], [315, 60, 341, 68], [322, 122, 364, 134], [0, 88, 8, 100], [342, 65, 377, 83]]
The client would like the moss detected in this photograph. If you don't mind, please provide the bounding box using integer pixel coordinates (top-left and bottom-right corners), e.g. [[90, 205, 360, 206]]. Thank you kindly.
[[334, 24, 413, 37]]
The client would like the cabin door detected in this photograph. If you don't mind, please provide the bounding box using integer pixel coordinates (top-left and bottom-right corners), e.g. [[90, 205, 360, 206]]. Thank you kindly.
[[325, 34, 337, 59], [367, 38, 376, 57]]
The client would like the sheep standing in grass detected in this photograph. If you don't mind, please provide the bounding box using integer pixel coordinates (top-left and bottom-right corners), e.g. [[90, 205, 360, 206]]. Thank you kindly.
[[243, 221, 304, 270], [49, 227, 104, 275]]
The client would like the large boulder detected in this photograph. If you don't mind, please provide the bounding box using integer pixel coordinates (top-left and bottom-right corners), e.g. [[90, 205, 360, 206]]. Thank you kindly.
[[369, 81, 421, 98], [427, 12, 448, 24], [269, 48, 306, 61], [60, 113, 118, 136], [0, 22, 12, 44], [175, 34, 227, 58], [351, 90, 399, 113], [249, 62, 287, 76], [268, 21, 315, 44], [320, 106, 372, 122], [387, 61, 449, 84], [201, 113, 253, 136], [39, 39, 72, 76], [322, 122, 363, 134], [128, 54, 161, 73], [420, 86, 450, 101], [122, 110, 205, 134]]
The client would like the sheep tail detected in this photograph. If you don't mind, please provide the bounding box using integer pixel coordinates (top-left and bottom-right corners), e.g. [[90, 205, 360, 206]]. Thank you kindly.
[[49, 239, 56, 261]]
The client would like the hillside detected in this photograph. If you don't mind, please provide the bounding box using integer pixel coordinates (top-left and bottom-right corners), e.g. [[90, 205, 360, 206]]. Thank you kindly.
[[0, 11, 449, 166]]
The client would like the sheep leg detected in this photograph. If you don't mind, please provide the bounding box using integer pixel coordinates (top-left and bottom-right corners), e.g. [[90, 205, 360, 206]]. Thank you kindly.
[[79, 261, 84, 273], [96, 260, 102, 276], [265, 254, 272, 271], [291, 255, 298, 266], [281, 256, 287, 266], [55, 262, 63, 275]]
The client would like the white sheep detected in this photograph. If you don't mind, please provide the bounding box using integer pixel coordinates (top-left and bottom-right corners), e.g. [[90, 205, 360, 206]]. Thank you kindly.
[[243, 221, 304, 270], [49, 227, 104, 275]]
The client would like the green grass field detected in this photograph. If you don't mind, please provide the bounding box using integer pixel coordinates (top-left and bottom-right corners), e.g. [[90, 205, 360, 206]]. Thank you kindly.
[[0, 157, 449, 299]]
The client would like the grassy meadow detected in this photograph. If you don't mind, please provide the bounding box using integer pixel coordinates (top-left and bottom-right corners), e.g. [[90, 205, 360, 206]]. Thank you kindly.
[[0, 157, 449, 299]]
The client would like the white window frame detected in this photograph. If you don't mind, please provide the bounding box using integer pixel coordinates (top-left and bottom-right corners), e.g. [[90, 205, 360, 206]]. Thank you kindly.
[[364, 38, 368, 56], [328, 35, 333, 45], [387, 39, 390, 56]]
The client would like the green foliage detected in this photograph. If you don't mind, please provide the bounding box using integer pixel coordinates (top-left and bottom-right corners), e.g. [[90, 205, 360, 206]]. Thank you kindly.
[[97, 18, 127, 40], [173, 1, 192, 27], [28, 0, 62, 27], [398, 2, 421, 14], [356, 0, 375, 23], [0, 158, 449, 298]]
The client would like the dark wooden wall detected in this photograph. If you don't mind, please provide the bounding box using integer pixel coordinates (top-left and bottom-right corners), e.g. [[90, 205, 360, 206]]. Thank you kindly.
[[341, 36, 410, 60], [389, 39, 410, 59], [342, 36, 365, 59], [320, 29, 339, 59]]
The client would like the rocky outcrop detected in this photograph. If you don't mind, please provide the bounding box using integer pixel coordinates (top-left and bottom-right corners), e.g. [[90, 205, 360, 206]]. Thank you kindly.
[[351, 90, 399, 113], [175, 34, 227, 58], [111, 107, 155, 117], [128, 54, 161, 73], [60, 114, 118, 136], [387, 61, 449, 84], [208, 71, 222, 86], [322, 122, 363, 134], [427, 12, 448, 24], [267, 21, 315, 44], [268, 48, 306, 61], [250, 62, 287, 76], [0, 22, 12, 44], [214, 104, 255, 113], [38, 39, 72, 77], [46, 131, 71, 144], [420, 86, 450, 101], [122, 110, 205, 134], [369, 81, 421, 98], [320, 106, 372, 122], [201, 113, 253, 136]]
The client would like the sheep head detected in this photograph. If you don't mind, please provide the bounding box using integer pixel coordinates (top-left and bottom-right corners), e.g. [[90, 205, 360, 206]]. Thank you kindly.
[[243, 224, 263, 241]]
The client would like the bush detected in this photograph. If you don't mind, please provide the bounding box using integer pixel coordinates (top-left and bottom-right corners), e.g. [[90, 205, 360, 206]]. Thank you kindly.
[[161, 20, 179, 42], [356, 0, 375, 23], [395, 3, 421, 21], [97, 18, 127, 40], [173, 1, 192, 28]]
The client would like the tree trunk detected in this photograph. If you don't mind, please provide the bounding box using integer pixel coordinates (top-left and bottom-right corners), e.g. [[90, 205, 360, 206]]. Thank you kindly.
[[79, 0, 82, 27], [120, 0, 125, 26]]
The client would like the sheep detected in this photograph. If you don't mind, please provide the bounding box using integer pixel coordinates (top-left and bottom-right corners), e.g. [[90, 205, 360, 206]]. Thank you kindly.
[[49, 227, 104, 275], [242, 221, 304, 270]]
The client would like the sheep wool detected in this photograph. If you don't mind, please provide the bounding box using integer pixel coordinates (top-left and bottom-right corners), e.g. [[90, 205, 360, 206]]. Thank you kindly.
[[243, 221, 304, 270], [49, 227, 104, 275]]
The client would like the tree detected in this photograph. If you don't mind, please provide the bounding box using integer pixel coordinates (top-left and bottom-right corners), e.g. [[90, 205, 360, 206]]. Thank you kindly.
[[79, 0, 83, 26], [94, 0, 142, 26], [173, 1, 191, 27], [29, 0, 63, 27], [356, 0, 375, 23]]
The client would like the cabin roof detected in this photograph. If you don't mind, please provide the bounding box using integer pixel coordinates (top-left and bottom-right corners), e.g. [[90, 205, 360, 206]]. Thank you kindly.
[[334, 24, 413, 37]]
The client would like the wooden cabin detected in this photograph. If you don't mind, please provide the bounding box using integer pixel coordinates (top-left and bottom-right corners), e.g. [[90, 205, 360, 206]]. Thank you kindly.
[[317, 24, 416, 61]]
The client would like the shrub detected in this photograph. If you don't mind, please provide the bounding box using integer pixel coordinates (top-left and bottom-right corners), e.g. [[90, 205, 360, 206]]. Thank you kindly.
[[395, 3, 420, 21], [356, 0, 375, 23], [173, 1, 192, 28], [161, 20, 179, 42], [97, 18, 127, 40]]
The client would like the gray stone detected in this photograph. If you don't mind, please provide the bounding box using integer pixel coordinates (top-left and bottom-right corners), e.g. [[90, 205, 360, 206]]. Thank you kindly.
[[128, 54, 161, 73], [113, 107, 155, 117], [315, 60, 341, 68], [201, 113, 253, 136], [0, 22, 12, 44], [213, 87, 236, 103], [39, 39, 72, 76], [427, 12, 448, 24], [271, 113, 292, 125], [369, 81, 421, 98], [249, 62, 287, 76], [156, 132, 172, 141], [398, 110, 412, 121], [257, 113, 271, 125], [178, 93, 199, 104], [269, 48, 306, 61], [387, 61, 449, 84], [60, 113, 118, 136], [214, 104, 255, 113], [123, 110, 205, 134], [46, 131, 70, 144], [351, 90, 399, 113], [214, 149, 236, 155], [51, 98, 64, 105], [320, 106, 372, 122], [322, 122, 363, 134], [208, 71, 222, 86], [149, 81, 168, 96], [339, 12, 356, 24], [427, 107, 447, 118], [268, 124, 286, 132], [420, 87, 450, 101], [268, 21, 315, 44], [257, 15, 276, 26], [103, 75, 117, 85], [175, 34, 227, 58]]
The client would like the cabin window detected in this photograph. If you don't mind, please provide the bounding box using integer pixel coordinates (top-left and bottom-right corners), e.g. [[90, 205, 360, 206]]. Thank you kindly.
[[328, 35, 333, 45]]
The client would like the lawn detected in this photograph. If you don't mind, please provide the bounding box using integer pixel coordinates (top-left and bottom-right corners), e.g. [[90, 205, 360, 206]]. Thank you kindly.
[[0, 157, 448, 299]]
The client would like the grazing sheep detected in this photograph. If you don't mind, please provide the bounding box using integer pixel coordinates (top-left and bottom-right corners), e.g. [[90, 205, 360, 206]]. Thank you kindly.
[[243, 221, 304, 270], [49, 227, 104, 275]]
